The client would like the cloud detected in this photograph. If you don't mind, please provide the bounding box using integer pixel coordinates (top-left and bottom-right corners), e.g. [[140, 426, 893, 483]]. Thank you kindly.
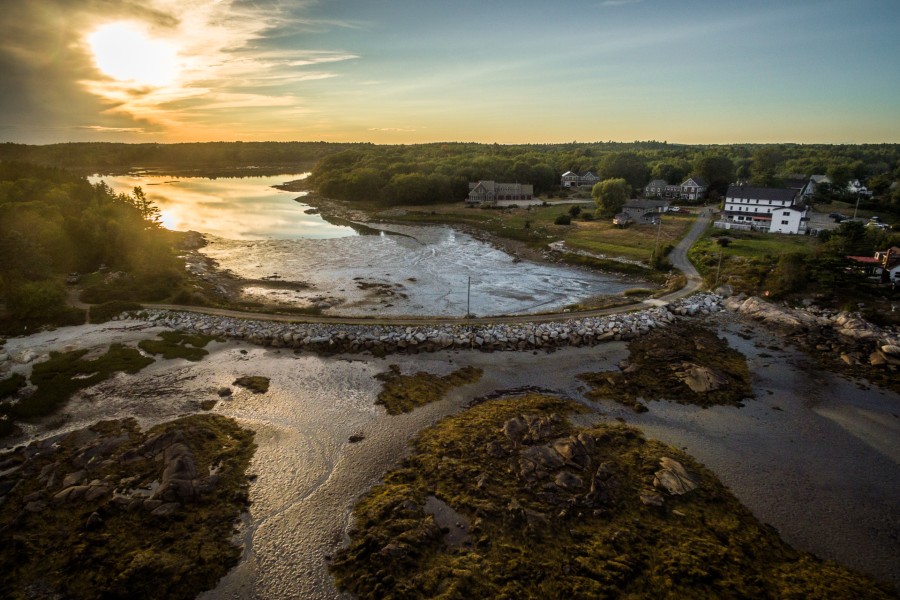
[[0, 0, 358, 141], [73, 125, 147, 133]]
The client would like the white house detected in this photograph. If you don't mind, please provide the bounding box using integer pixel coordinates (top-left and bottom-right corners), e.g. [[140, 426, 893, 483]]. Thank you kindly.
[[467, 181, 533, 206], [717, 185, 808, 234], [847, 179, 873, 197]]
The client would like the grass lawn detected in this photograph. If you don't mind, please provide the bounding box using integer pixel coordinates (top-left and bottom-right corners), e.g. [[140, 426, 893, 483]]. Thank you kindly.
[[704, 229, 817, 259], [381, 201, 695, 263]]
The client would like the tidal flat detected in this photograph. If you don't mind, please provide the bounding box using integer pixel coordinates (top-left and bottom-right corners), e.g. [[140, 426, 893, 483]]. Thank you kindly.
[[1, 314, 898, 598]]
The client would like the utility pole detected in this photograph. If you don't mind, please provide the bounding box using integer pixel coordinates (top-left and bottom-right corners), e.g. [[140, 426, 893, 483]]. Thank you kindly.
[[654, 212, 663, 259], [466, 275, 471, 318], [715, 249, 723, 288]]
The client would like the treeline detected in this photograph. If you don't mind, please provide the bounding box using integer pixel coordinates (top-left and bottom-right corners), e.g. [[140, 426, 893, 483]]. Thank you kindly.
[[3, 141, 900, 209], [306, 142, 900, 208], [0, 141, 360, 174], [0, 162, 184, 330]]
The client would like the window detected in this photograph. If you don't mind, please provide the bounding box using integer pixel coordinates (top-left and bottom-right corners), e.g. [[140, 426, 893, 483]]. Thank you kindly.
[[781, 220, 789, 225], [783, 211, 790, 216]]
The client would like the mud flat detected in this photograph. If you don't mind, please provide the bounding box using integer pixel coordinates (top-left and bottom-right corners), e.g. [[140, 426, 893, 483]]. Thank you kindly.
[[1, 315, 898, 597]]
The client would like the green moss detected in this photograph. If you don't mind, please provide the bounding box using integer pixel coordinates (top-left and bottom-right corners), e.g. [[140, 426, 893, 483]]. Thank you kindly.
[[330, 394, 894, 599], [578, 323, 753, 412], [233, 376, 270, 394], [0, 372, 26, 399], [138, 331, 220, 362], [375, 365, 483, 415], [12, 344, 154, 421], [0, 414, 255, 600]]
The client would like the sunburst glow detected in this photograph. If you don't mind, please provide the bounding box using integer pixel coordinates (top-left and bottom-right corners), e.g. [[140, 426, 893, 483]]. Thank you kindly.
[[88, 22, 180, 87]]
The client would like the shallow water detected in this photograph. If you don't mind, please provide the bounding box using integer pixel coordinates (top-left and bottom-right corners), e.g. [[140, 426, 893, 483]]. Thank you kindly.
[[91, 173, 637, 316], [202, 226, 636, 316], [5, 318, 898, 596]]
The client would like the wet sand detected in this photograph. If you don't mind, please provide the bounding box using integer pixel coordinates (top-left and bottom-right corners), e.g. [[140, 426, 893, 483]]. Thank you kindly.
[[3, 316, 898, 597]]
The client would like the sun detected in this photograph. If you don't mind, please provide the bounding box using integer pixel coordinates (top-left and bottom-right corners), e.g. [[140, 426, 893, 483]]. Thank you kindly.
[[88, 22, 180, 87]]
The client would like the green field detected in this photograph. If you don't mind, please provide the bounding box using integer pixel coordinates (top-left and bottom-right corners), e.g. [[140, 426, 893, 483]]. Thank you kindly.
[[380, 201, 695, 263]]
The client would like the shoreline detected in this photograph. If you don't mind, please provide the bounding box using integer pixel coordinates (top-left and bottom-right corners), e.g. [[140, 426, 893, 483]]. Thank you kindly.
[[1, 312, 898, 595]]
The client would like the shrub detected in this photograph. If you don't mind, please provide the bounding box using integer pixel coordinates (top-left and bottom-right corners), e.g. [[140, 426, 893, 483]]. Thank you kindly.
[[5, 280, 67, 321], [554, 214, 572, 225]]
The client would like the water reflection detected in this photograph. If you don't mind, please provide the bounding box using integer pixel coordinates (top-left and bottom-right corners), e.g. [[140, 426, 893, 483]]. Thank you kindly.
[[89, 173, 357, 240]]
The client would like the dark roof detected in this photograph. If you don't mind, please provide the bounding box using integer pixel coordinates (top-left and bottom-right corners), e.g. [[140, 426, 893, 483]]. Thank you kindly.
[[726, 185, 797, 203], [682, 176, 707, 187], [782, 177, 808, 190], [624, 199, 670, 209]]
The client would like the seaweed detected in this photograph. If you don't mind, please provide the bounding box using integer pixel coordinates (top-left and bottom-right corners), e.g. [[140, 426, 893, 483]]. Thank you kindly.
[[138, 331, 221, 362], [330, 394, 894, 599], [0, 414, 256, 600], [375, 365, 483, 414], [233, 376, 270, 394], [578, 323, 753, 411], [12, 344, 154, 420]]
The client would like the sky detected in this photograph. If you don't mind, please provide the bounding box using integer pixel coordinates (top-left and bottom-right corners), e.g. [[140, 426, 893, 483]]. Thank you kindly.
[[1, 0, 898, 145]]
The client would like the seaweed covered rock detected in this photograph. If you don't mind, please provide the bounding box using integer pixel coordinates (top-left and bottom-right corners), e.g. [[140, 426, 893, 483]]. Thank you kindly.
[[578, 322, 753, 411], [375, 364, 483, 415], [0, 414, 255, 599], [330, 394, 895, 599]]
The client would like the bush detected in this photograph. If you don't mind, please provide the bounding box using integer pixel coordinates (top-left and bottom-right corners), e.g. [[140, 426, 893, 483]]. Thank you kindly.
[[5, 280, 67, 321], [568, 206, 582, 218], [554, 214, 572, 225]]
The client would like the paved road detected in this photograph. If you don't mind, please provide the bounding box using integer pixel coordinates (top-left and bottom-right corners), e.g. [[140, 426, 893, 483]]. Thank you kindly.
[[137, 212, 712, 326]]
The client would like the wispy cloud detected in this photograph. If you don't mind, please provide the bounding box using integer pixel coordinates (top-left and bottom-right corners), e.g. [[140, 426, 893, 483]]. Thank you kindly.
[[66, 0, 358, 138], [73, 125, 147, 133]]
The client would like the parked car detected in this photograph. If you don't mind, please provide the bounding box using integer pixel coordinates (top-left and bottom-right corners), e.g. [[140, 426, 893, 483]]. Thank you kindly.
[[65, 272, 81, 284]]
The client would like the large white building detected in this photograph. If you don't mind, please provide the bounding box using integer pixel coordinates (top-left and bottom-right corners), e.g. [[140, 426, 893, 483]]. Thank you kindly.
[[717, 185, 809, 234]]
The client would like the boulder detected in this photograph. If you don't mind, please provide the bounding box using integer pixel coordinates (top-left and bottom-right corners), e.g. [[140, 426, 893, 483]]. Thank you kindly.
[[653, 457, 698, 495], [678, 364, 728, 393], [554, 471, 583, 491]]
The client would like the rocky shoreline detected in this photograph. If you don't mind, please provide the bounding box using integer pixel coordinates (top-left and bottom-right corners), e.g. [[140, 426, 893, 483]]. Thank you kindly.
[[127, 293, 725, 356], [724, 295, 900, 391]]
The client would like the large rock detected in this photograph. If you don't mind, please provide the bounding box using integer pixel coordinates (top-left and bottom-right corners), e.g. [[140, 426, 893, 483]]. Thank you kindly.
[[653, 457, 698, 495], [678, 364, 729, 393]]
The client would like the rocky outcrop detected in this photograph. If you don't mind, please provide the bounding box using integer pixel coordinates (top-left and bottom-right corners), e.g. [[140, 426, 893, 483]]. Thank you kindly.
[[653, 457, 698, 496], [725, 295, 900, 385]]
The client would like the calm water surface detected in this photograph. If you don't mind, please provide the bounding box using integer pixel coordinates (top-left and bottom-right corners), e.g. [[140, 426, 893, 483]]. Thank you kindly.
[[89, 173, 353, 239]]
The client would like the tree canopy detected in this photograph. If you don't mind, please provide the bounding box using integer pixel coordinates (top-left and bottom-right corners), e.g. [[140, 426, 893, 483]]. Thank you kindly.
[[592, 178, 630, 217]]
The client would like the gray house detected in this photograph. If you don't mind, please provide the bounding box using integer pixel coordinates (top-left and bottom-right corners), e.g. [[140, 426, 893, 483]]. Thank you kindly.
[[467, 181, 534, 206], [621, 199, 670, 224]]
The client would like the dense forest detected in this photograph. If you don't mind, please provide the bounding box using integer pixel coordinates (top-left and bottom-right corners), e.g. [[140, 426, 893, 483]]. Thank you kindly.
[[304, 142, 900, 209], [0, 162, 185, 331], [3, 141, 899, 211]]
